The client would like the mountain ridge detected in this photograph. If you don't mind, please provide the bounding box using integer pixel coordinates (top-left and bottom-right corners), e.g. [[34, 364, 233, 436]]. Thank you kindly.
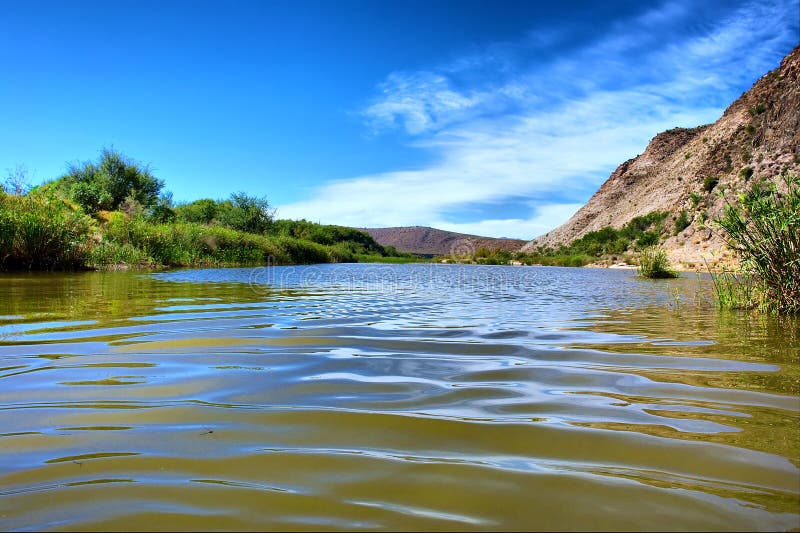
[[359, 226, 526, 256], [523, 46, 800, 268]]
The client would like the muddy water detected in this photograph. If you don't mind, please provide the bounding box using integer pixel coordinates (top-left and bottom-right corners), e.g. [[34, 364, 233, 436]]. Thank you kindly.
[[0, 264, 798, 531]]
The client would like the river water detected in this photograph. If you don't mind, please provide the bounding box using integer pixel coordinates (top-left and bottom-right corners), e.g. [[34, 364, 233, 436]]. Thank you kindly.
[[0, 264, 798, 531]]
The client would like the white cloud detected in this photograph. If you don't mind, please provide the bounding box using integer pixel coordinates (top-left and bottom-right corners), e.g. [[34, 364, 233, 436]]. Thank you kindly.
[[279, 0, 799, 240]]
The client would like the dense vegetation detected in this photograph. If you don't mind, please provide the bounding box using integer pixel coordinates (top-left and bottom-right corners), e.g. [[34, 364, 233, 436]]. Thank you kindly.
[[713, 170, 799, 314], [450, 211, 670, 267], [637, 247, 678, 278], [0, 149, 410, 271]]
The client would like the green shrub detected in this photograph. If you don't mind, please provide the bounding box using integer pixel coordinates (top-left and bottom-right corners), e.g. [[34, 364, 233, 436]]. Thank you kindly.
[[674, 210, 690, 235], [215, 192, 274, 234], [175, 198, 218, 224], [272, 219, 386, 255], [714, 170, 800, 314], [703, 176, 719, 192], [748, 103, 766, 116], [635, 230, 659, 248], [739, 166, 754, 180], [0, 191, 95, 270], [637, 247, 678, 278], [60, 149, 164, 212], [272, 236, 331, 264]]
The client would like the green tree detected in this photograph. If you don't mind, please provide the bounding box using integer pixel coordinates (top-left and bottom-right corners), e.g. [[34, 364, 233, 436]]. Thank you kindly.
[[215, 192, 275, 234], [63, 149, 164, 212]]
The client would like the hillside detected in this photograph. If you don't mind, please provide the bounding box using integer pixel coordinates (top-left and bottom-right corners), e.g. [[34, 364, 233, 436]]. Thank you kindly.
[[360, 226, 527, 256], [523, 46, 800, 268]]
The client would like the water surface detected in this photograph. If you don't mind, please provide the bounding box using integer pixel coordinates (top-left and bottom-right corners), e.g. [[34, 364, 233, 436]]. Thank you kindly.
[[0, 264, 798, 531]]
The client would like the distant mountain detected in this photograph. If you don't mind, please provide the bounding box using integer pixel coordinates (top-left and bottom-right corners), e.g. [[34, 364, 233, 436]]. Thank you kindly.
[[360, 226, 527, 256], [523, 46, 800, 268]]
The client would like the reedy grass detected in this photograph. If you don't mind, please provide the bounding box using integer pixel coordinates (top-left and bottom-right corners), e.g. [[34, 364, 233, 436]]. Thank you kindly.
[[0, 191, 95, 270], [713, 170, 800, 314], [637, 247, 679, 278]]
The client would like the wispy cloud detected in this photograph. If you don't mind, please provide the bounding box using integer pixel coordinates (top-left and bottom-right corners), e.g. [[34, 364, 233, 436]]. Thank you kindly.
[[279, 0, 799, 239]]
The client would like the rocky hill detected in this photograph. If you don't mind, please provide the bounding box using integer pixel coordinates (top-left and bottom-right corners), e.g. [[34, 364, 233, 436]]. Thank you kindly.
[[360, 226, 526, 256], [523, 46, 800, 268]]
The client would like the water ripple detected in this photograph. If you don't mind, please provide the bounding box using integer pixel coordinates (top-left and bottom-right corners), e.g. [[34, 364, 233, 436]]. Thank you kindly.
[[0, 265, 797, 531]]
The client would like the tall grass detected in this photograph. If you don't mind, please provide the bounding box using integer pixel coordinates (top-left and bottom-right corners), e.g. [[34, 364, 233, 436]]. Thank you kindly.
[[714, 171, 800, 314], [88, 213, 353, 268], [709, 270, 762, 310], [637, 247, 678, 278], [0, 191, 95, 270]]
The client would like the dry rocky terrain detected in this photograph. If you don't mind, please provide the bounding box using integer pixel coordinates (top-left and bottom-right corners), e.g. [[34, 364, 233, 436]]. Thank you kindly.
[[523, 46, 800, 270]]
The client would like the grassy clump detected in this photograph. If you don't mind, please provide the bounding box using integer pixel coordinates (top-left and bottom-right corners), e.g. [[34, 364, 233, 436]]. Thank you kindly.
[[710, 271, 762, 310], [637, 247, 678, 278], [703, 176, 719, 192], [0, 190, 95, 270], [674, 210, 690, 234], [714, 171, 800, 314]]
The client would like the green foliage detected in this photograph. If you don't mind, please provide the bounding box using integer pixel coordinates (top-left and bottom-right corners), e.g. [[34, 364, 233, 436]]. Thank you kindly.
[[635, 230, 659, 248], [175, 198, 218, 224], [714, 170, 800, 314], [710, 271, 762, 311], [69, 181, 113, 214], [149, 193, 176, 223], [703, 176, 719, 192], [516, 253, 593, 267], [97, 214, 281, 267], [3, 149, 410, 271], [215, 192, 274, 234], [748, 103, 767, 116], [690, 192, 702, 208], [271, 236, 331, 264], [0, 190, 95, 270], [513, 210, 669, 266], [637, 247, 678, 279], [60, 149, 164, 212], [739, 166, 754, 181], [474, 248, 513, 265], [174, 194, 274, 234], [744, 123, 756, 136], [272, 219, 392, 256], [674, 210, 690, 235]]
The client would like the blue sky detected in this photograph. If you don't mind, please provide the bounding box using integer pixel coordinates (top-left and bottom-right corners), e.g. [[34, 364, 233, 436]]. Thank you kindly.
[[1, 0, 798, 239]]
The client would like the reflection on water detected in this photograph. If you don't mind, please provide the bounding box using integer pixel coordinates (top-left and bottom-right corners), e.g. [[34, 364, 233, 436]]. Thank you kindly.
[[0, 264, 798, 531]]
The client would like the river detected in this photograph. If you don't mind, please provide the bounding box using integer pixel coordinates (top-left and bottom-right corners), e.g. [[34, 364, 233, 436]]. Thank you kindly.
[[0, 264, 798, 531]]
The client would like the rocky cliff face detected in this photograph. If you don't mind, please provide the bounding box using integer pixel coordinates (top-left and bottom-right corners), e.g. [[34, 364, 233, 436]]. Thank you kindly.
[[523, 46, 800, 268]]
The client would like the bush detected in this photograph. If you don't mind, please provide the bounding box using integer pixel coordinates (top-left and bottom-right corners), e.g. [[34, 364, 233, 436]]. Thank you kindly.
[[61, 149, 164, 212], [175, 198, 218, 224], [635, 231, 659, 248], [739, 167, 754, 181], [215, 192, 274, 234], [703, 176, 719, 192], [714, 170, 800, 313], [637, 247, 678, 279], [0, 191, 95, 270], [674, 210, 690, 235]]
